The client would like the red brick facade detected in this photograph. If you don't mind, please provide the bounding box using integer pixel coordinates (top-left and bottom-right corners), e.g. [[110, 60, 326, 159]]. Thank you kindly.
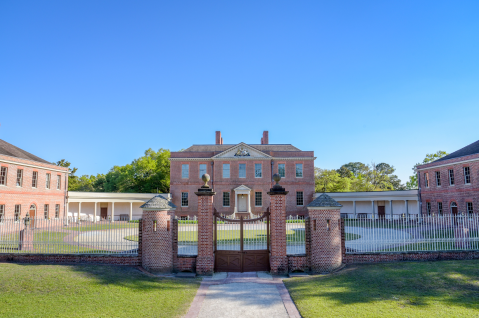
[[269, 193, 288, 274], [169, 131, 315, 218], [308, 207, 342, 273], [0, 154, 69, 220], [141, 209, 175, 273], [195, 192, 215, 275], [417, 153, 479, 216]]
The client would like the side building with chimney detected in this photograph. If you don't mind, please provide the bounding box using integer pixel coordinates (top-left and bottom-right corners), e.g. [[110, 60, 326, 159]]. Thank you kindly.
[[169, 131, 316, 218]]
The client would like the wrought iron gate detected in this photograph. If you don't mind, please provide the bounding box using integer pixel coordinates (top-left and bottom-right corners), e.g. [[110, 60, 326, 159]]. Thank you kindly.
[[214, 210, 270, 272]]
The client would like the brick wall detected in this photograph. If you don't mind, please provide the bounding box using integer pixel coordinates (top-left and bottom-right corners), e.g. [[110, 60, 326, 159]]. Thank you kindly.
[[418, 153, 479, 216], [0, 154, 68, 219], [196, 194, 214, 275], [287, 256, 308, 272], [308, 207, 342, 273], [0, 254, 140, 265], [269, 194, 288, 274]]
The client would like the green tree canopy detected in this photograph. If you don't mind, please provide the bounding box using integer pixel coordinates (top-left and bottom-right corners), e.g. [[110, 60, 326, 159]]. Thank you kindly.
[[406, 151, 448, 189]]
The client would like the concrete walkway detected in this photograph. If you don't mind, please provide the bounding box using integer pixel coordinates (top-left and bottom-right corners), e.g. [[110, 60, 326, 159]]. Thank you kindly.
[[185, 272, 300, 318]]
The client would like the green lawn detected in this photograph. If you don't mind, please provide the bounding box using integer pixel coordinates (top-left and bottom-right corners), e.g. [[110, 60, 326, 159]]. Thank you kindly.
[[0, 263, 200, 318], [69, 223, 138, 232], [345, 233, 361, 241], [284, 260, 479, 318]]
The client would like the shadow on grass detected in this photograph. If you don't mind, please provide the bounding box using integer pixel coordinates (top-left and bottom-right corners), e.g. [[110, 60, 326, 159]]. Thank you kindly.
[[285, 260, 479, 310], [14, 263, 200, 293]]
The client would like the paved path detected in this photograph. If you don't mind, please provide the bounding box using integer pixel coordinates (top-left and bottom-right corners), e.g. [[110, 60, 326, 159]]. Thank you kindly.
[[185, 272, 300, 318]]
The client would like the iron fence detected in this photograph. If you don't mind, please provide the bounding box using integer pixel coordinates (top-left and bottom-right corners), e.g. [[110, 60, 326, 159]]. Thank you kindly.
[[286, 215, 306, 255], [344, 214, 479, 253], [0, 217, 139, 255], [176, 216, 198, 256]]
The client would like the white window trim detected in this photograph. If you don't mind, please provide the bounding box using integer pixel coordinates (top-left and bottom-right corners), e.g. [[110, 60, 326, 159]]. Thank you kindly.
[[238, 164, 246, 178], [223, 192, 230, 207], [255, 192, 262, 207], [295, 164, 303, 178], [278, 163, 286, 178], [199, 164, 207, 179], [181, 193, 189, 207], [181, 164, 189, 179], [296, 191, 304, 206], [255, 164, 262, 178], [223, 164, 230, 179], [464, 167, 471, 184]]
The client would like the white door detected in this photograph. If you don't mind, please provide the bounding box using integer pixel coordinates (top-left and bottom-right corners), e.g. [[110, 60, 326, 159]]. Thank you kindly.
[[238, 194, 247, 212]]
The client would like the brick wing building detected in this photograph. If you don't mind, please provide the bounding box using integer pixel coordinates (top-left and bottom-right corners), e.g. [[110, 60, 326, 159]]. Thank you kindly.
[[169, 131, 315, 218], [417, 139, 479, 216], [0, 139, 69, 220]]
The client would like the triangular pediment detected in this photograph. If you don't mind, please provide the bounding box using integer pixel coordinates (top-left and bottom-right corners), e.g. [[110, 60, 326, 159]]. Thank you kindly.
[[212, 143, 272, 159], [234, 185, 252, 191]]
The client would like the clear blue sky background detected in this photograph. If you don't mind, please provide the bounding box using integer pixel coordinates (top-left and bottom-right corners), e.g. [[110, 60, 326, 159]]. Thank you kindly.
[[1, 1, 478, 184]]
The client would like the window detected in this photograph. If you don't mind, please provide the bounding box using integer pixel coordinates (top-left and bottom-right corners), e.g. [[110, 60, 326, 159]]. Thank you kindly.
[[424, 173, 429, 188], [296, 191, 304, 206], [464, 167, 471, 184], [223, 164, 230, 178], [56, 175, 61, 190], [296, 164, 303, 178], [438, 202, 443, 216], [467, 202, 473, 215], [16, 169, 23, 187], [14, 205, 21, 221], [239, 164, 246, 178], [181, 192, 188, 207], [44, 204, 49, 219], [223, 192, 230, 207], [435, 171, 441, 186], [449, 169, 455, 185], [55, 204, 60, 218], [278, 164, 285, 178], [32, 171, 38, 188], [0, 205, 4, 222], [181, 164, 189, 178], [255, 192, 262, 206], [46, 173, 51, 189], [199, 164, 207, 179], [426, 202, 431, 216], [0, 167, 7, 185], [255, 164, 262, 178]]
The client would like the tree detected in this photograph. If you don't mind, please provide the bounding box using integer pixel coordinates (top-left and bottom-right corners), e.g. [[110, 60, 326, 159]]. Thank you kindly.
[[314, 168, 351, 192], [406, 151, 448, 189]]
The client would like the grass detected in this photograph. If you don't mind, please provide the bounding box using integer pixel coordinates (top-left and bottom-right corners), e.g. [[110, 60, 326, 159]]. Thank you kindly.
[[345, 233, 361, 241], [422, 229, 479, 239], [0, 263, 200, 318], [284, 260, 479, 318], [124, 235, 138, 242]]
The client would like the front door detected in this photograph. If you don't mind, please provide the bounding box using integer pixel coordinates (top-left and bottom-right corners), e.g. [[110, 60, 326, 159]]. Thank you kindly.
[[30, 207, 36, 228], [452, 206, 458, 216], [378, 206, 385, 219], [214, 210, 270, 272], [100, 207, 108, 220], [238, 194, 247, 212]]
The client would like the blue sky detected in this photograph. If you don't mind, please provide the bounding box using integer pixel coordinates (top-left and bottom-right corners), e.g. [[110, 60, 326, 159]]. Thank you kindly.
[[1, 1, 478, 184]]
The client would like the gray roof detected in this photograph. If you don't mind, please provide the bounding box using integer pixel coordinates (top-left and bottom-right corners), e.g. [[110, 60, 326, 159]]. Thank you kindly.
[[140, 195, 177, 210], [307, 193, 343, 208], [183, 144, 301, 152], [435, 139, 479, 162], [0, 139, 51, 164]]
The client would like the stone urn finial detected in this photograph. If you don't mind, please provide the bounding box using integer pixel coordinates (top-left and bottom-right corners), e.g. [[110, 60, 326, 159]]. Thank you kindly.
[[201, 174, 211, 188], [272, 173, 281, 189]]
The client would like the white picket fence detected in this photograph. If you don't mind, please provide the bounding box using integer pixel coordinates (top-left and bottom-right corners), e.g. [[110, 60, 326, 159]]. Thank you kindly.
[[344, 214, 479, 253], [286, 215, 306, 255], [176, 216, 198, 256]]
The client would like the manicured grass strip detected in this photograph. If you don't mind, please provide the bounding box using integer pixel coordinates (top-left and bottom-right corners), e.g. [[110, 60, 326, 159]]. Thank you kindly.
[[345, 233, 361, 241], [0, 264, 200, 318], [124, 235, 138, 242], [284, 260, 479, 318]]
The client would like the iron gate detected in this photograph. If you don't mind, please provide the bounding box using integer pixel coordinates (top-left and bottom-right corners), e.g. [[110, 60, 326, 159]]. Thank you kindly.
[[214, 210, 270, 272]]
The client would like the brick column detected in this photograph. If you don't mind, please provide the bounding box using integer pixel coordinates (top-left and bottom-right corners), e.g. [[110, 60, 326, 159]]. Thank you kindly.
[[140, 195, 177, 273], [267, 174, 288, 275], [195, 174, 216, 275], [307, 194, 343, 273]]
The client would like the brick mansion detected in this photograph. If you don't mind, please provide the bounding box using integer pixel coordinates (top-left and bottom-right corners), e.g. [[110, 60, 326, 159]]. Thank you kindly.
[[0, 131, 478, 220]]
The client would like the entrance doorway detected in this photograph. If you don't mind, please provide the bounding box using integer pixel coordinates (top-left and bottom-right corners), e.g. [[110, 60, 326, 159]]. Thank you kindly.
[[214, 210, 270, 272], [100, 207, 108, 220], [29, 204, 36, 228], [451, 202, 458, 216], [238, 194, 247, 212], [378, 206, 386, 219]]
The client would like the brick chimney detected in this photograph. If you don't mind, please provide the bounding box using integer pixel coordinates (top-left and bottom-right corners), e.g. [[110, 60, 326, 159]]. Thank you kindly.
[[261, 131, 269, 144], [215, 131, 223, 145]]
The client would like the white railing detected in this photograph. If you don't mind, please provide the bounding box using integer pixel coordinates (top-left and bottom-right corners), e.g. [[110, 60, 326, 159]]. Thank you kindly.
[[286, 215, 306, 255], [176, 216, 198, 256], [344, 214, 479, 253], [0, 217, 139, 255]]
